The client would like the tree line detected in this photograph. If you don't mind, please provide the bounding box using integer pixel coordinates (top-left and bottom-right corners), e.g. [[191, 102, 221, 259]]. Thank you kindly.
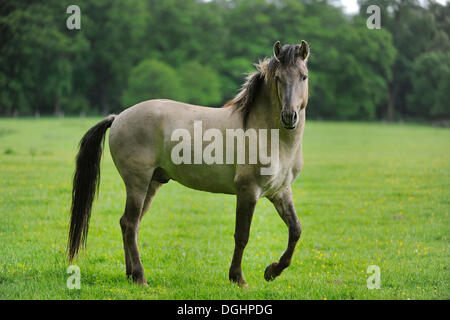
[[0, 0, 448, 121]]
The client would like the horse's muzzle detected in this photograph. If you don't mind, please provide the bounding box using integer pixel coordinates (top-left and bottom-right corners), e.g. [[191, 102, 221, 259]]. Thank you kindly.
[[281, 110, 298, 129]]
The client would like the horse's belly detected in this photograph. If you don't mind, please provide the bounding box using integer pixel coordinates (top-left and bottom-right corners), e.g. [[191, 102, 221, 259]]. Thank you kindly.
[[165, 163, 237, 195]]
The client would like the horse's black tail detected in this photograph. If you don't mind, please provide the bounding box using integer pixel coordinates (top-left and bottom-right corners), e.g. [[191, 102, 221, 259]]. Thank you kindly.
[[68, 115, 116, 262]]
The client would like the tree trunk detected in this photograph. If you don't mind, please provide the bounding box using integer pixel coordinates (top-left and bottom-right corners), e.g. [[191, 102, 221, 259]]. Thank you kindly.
[[101, 84, 110, 115], [54, 96, 62, 117], [387, 85, 397, 122]]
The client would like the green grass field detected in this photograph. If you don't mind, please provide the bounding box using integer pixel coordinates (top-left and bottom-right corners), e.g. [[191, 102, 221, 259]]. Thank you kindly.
[[0, 118, 448, 300]]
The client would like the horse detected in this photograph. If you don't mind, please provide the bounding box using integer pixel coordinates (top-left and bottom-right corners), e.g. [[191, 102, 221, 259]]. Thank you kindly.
[[68, 40, 310, 287]]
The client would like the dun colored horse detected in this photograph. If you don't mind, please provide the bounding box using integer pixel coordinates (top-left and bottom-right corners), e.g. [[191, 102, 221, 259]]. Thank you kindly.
[[68, 41, 310, 287]]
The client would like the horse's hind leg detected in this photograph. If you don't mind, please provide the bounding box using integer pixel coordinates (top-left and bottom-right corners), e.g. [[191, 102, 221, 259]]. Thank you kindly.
[[119, 170, 154, 286], [120, 215, 132, 278], [265, 186, 302, 281], [139, 180, 162, 222]]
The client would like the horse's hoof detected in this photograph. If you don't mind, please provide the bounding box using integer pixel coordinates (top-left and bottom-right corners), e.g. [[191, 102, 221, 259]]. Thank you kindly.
[[264, 262, 279, 281], [134, 277, 148, 286], [131, 272, 148, 286], [229, 272, 248, 288]]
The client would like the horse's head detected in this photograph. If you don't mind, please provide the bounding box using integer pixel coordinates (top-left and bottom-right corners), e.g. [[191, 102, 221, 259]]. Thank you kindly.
[[272, 41, 309, 129]]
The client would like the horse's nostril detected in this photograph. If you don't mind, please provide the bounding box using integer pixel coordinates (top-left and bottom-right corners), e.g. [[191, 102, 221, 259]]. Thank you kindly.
[[292, 112, 298, 122]]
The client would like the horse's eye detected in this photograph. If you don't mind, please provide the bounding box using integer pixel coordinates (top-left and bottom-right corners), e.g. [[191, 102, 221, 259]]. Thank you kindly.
[[301, 75, 308, 81]]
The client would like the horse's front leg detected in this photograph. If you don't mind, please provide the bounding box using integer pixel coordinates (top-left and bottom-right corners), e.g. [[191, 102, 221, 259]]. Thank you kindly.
[[265, 186, 301, 281], [229, 186, 258, 287]]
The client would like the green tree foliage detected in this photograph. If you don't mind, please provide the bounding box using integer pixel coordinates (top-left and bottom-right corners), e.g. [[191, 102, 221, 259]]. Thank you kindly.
[[358, 0, 450, 120], [78, 0, 149, 113], [122, 59, 223, 108], [407, 51, 450, 118], [0, 0, 447, 121], [0, 0, 88, 115], [179, 61, 223, 106], [122, 59, 186, 108], [309, 23, 396, 120]]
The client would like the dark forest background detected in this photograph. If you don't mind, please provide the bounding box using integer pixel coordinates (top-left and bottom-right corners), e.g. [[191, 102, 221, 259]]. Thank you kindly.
[[0, 0, 448, 121]]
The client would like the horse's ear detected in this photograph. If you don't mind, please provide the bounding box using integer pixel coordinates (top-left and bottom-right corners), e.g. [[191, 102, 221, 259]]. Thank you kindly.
[[273, 41, 281, 62], [297, 40, 309, 61]]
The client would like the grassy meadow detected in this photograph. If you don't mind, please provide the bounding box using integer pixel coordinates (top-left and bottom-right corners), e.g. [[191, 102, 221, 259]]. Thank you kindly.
[[0, 118, 448, 300]]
